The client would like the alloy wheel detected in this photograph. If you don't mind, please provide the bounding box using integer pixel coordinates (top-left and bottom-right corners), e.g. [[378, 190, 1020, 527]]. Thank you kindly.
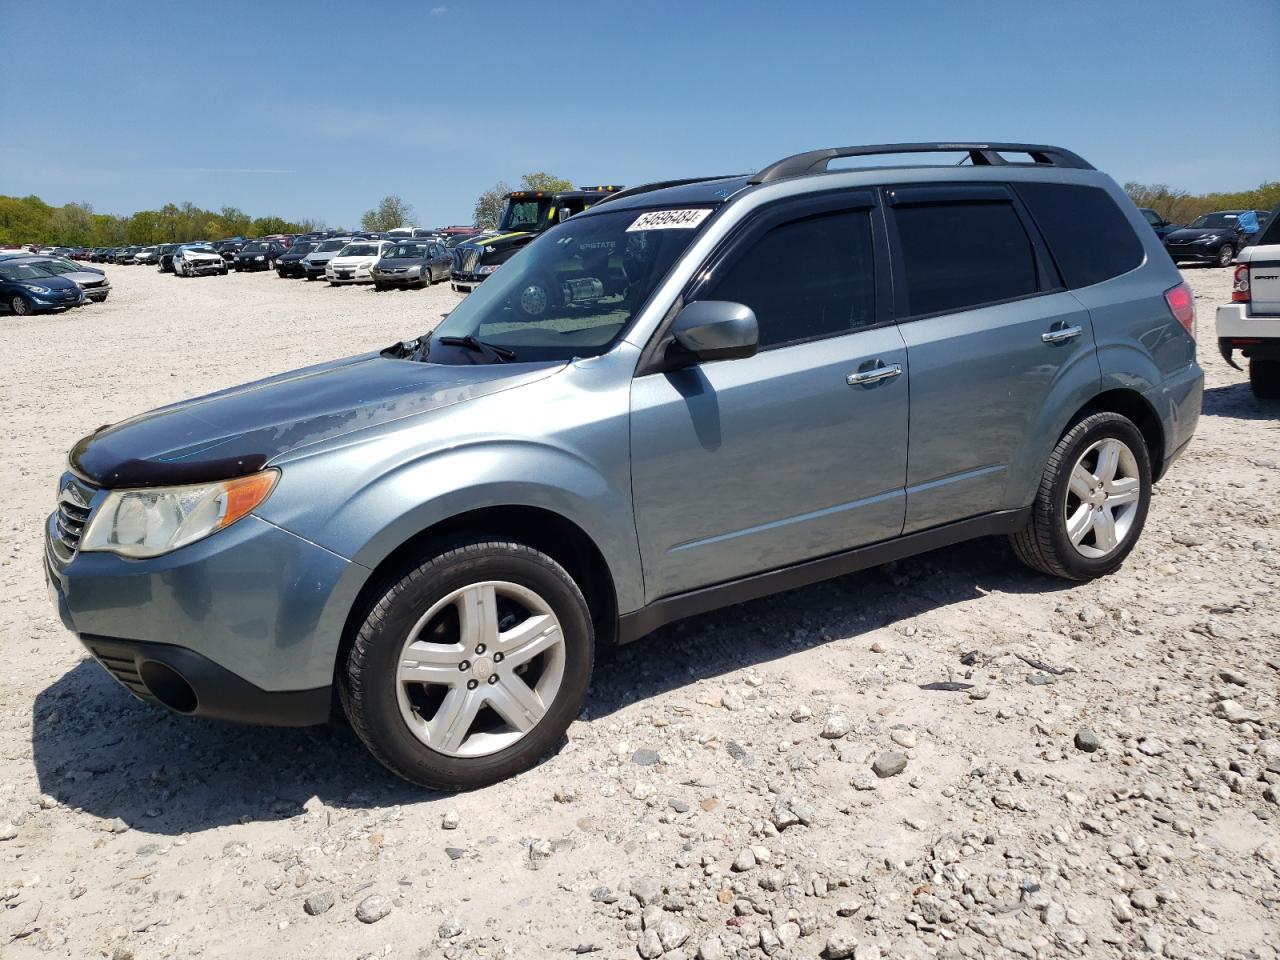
[[395, 580, 566, 758], [11, 296, 29, 316], [1063, 437, 1142, 558], [1218, 245, 1234, 267]]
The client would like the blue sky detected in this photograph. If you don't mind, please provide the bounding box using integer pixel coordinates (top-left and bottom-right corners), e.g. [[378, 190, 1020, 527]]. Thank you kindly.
[[3, 0, 1277, 229]]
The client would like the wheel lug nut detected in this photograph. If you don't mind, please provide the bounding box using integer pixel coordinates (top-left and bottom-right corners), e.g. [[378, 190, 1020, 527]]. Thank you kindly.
[[492, 652, 504, 663], [458, 660, 470, 671], [467, 679, 478, 690], [475, 644, 486, 655], [487, 675, 498, 684]]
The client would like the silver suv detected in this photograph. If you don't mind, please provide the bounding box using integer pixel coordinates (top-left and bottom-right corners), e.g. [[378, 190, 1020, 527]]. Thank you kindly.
[[45, 142, 1203, 789]]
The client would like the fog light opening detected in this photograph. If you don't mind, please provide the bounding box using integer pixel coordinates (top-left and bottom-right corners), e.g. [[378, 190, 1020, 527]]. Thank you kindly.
[[138, 661, 198, 714]]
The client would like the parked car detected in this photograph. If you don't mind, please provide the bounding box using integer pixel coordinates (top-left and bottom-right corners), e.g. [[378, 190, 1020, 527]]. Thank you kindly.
[[1163, 210, 1266, 267], [1137, 208, 1179, 241], [214, 239, 244, 262], [325, 239, 391, 285], [1217, 205, 1280, 398], [233, 240, 285, 272], [372, 240, 452, 290], [275, 241, 319, 278], [1, 259, 84, 314], [156, 243, 183, 273], [43, 141, 1202, 790], [301, 237, 352, 280], [173, 243, 229, 277], [115, 246, 144, 265], [134, 246, 161, 266], [20, 255, 111, 302]]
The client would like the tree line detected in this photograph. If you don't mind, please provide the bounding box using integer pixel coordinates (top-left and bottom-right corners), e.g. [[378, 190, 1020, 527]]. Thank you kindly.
[[0, 195, 323, 247], [1124, 180, 1279, 225]]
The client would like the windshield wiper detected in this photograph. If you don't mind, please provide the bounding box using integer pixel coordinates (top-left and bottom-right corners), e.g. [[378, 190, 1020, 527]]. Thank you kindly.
[[436, 335, 518, 362]]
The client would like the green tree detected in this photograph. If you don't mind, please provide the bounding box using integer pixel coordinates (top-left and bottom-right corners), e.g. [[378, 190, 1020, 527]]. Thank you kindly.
[[472, 180, 512, 230], [361, 195, 415, 232], [218, 206, 252, 238], [519, 172, 573, 194], [49, 202, 95, 245]]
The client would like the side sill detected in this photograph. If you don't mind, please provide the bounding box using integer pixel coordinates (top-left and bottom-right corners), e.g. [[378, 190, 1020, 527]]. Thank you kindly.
[[615, 508, 1030, 645]]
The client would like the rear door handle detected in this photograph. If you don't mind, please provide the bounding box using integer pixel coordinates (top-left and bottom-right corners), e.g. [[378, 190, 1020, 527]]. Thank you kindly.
[[846, 362, 902, 386], [1042, 325, 1083, 344]]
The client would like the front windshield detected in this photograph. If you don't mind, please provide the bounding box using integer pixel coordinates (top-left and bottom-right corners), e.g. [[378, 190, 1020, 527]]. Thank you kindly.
[[499, 198, 551, 231], [1188, 213, 1238, 229], [0, 262, 58, 281], [386, 243, 428, 259], [316, 239, 348, 253], [288, 242, 317, 256], [429, 206, 713, 363], [339, 243, 379, 258], [242, 242, 268, 252], [184, 245, 216, 254], [36, 259, 76, 275]]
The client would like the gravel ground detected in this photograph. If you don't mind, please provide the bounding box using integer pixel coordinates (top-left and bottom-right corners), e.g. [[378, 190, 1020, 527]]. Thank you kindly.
[[0, 264, 1277, 960]]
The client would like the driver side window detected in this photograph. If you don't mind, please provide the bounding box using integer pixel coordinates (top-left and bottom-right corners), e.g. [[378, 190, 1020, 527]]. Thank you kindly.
[[706, 209, 877, 350]]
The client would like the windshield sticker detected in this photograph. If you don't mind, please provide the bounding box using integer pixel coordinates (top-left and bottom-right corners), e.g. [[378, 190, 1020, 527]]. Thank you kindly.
[[627, 209, 712, 232]]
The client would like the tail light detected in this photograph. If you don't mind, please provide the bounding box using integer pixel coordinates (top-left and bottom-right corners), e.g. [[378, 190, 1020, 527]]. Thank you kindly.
[[1232, 264, 1251, 303], [1164, 282, 1195, 339]]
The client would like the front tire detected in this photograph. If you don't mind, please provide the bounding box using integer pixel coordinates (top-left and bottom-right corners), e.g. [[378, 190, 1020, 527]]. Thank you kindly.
[[342, 540, 594, 790], [1251, 359, 1280, 399], [1010, 412, 1151, 580], [10, 294, 31, 316]]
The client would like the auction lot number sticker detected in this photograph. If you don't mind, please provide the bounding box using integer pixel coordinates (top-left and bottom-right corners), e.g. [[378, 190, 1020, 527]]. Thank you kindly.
[[627, 209, 712, 231]]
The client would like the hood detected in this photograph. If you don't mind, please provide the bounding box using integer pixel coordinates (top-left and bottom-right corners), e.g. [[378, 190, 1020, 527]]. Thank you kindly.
[[184, 250, 222, 261], [24, 275, 81, 292], [329, 254, 376, 266], [1166, 226, 1234, 241], [304, 251, 340, 263], [69, 353, 563, 488]]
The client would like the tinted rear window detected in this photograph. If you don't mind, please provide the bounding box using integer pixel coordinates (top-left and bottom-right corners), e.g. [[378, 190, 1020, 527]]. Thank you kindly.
[[1016, 182, 1144, 288], [893, 201, 1037, 316], [1256, 209, 1280, 247]]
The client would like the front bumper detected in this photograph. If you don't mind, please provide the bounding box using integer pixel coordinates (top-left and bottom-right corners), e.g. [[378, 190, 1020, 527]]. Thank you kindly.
[[45, 506, 363, 726], [450, 271, 488, 293], [1216, 303, 1280, 367], [186, 261, 226, 275], [83, 285, 110, 301], [235, 259, 271, 271], [29, 291, 84, 310], [1165, 245, 1225, 263], [326, 266, 374, 284], [373, 269, 425, 286]]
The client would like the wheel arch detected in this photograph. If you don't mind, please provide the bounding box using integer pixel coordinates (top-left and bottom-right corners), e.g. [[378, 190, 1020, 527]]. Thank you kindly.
[[1064, 387, 1166, 478], [335, 504, 621, 688]]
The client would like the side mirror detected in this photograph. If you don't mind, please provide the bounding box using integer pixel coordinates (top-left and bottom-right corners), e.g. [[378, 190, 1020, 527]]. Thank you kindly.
[[664, 300, 758, 370]]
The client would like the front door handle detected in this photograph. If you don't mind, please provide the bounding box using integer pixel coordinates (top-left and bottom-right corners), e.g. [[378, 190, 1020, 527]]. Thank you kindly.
[[847, 362, 903, 386], [1042, 325, 1084, 344]]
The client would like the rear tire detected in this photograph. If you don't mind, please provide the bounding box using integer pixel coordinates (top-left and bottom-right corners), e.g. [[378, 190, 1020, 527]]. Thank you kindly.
[[1217, 244, 1235, 267], [1010, 412, 1151, 581], [341, 539, 594, 790], [1251, 359, 1280, 399]]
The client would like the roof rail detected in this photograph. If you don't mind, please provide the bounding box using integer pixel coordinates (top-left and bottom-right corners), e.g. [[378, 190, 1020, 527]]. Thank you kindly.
[[593, 175, 747, 207], [747, 142, 1093, 185]]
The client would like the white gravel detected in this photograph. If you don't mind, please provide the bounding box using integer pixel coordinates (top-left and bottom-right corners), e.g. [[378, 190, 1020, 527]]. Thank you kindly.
[[0, 264, 1277, 959]]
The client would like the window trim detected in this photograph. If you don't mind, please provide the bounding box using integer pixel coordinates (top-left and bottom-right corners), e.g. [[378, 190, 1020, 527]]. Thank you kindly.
[[882, 183, 1064, 324], [634, 188, 892, 376]]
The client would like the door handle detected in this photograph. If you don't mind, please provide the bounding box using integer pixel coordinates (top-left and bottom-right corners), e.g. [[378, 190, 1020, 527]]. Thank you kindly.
[[846, 362, 902, 386], [1042, 325, 1083, 344]]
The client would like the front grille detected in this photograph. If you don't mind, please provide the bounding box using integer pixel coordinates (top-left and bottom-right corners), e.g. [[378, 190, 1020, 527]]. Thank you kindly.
[[55, 477, 95, 551], [459, 248, 481, 274]]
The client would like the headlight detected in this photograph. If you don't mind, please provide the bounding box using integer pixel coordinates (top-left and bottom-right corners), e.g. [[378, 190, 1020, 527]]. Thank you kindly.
[[80, 470, 279, 558], [360, 260, 374, 268], [24, 284, 52, 294], [477, 264, 501, 275], [1197, 236, 1218, 244], [255, 255, 265, 261]]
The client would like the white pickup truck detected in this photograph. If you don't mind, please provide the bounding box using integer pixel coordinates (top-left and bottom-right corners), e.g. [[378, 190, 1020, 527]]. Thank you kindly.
[[1217, 207, 1280, 398]]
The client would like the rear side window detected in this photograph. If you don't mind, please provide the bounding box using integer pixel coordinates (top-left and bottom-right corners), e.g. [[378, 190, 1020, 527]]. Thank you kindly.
[[1016, 182, 1144, 288], [1256, 209, 1280, 247], [893, 201, 1037, 316], [707, 209, 876, 348]]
